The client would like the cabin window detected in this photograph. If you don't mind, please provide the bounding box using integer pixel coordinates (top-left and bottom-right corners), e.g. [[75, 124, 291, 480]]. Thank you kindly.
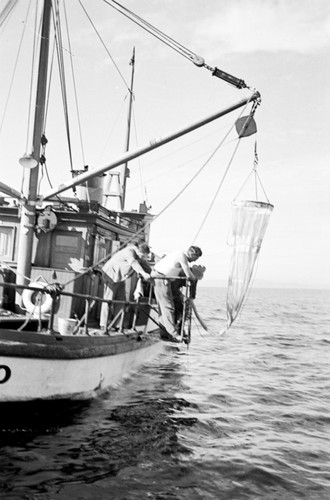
[[50, 231, 84, 270], [94, 236, 106, 265], [0, 226, 15, 261], [94, 235, 117, 265]]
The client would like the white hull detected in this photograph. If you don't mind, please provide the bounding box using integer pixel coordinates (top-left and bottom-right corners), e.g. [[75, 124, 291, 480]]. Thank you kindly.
[[0, 331, 165, 402]]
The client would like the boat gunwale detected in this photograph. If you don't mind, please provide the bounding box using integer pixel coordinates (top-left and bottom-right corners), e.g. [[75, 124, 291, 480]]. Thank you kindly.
[[0, 328, 162, 359]]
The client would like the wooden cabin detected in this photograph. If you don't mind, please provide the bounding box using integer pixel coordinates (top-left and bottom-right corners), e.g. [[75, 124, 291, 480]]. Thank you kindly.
[[0, 194, 153, 326]]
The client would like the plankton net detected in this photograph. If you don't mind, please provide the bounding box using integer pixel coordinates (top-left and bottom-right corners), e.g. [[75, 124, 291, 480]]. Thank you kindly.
[[226, 199, 274, 328], [190, 106, 274, 332]]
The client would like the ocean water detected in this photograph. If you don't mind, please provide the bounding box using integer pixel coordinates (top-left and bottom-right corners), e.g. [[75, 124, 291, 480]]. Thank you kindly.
[[0, 287, 329, 500]]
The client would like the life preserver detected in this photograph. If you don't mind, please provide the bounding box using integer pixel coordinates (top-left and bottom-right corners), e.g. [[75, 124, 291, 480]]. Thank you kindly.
[[22, 282, 53, 314]]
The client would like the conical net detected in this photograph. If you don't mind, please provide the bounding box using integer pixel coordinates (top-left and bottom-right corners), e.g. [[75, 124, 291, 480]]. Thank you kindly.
[[226, 200, 274, 328]]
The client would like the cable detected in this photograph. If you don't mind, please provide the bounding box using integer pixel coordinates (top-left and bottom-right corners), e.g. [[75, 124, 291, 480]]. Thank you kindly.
[[63, 0, 86, 166], [78, 0, 130, 91], [62, 102, 251, 289], [52, 0, 74, 173], [0, 1, 32, 136], [192, 137, 242, 244], [102, 0, 248, 88], [0, 0, 19, 29], [233, 140, 271, 203], [102, 0, 200, 64]]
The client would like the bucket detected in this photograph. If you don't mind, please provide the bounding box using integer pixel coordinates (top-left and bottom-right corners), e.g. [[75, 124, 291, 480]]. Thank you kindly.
[[57, 317, 78, 335]]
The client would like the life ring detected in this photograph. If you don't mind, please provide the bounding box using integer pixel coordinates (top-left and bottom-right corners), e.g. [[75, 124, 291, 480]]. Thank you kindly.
[[22, 282, 53, 315]]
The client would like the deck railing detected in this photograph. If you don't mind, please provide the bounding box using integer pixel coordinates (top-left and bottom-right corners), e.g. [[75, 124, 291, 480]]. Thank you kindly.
[[0, 277, 193, 341]]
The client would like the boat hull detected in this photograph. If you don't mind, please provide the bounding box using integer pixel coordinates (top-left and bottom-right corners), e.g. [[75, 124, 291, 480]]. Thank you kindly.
[[0, 329, 164, 402]]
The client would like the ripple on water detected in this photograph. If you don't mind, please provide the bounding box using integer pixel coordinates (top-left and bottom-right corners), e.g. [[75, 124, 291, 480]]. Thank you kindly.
[[0, 289, 330, 499]]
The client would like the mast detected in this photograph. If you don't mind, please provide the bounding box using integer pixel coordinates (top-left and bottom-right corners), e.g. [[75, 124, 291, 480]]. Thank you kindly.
[[16, 0, 52, 287], [104, 48, 135, 212], [120, 47, 135, 210]]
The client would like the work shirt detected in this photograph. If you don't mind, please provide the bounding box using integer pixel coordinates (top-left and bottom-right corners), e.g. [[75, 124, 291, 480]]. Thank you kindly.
[[102, 245, 150, 283]]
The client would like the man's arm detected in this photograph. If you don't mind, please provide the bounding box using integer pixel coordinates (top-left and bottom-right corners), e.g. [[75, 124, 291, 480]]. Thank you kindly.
[[179, 253, 196, 280], [126, 248, 150, 280]]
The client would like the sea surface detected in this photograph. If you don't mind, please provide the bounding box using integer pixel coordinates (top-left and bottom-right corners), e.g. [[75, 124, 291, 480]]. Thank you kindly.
[[0, 288, 329, 500]]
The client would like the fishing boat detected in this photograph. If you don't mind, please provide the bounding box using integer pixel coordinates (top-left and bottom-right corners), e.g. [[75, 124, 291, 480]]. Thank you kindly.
[[0, 1, 272, 402]]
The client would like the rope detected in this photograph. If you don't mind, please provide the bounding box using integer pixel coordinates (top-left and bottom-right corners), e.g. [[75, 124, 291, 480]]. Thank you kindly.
[[44, 35, 55, 128], [26, 0, 40, 154], [233, 139, 271, 203], [192, 137, 242, 244], [192, 103, 259, 243], [127, 123, 238, 196], [0, 261, 32, 285], [254, 141, 259, 199], [15, 3, 257, 291], [45, 0, 133, 189], [102, 0, 200, 64], [254, 170, 270, 203], [0, 0, 18, 29], [63, 0, 86, 166], [20, 0, 39, 197], [78, 0, 130, 92], [0, 0, 32, 137], [62, 101, 253, 289], [131, 106, 149, 203], [52, 0, 74, 173], [99, 96, 130, 165], [101, 0, 249, 89]]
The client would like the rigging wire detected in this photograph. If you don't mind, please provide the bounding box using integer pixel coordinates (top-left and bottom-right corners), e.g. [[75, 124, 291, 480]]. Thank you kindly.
[[78, 0, 130, 91], [254, 140, 259, 198], [0, 0, 32, 137], [42, 158, 69, 206], [233, 140, 271, 203], [134, 136, 239, 191], [192, 137, 243, 244], [131, 107, 147, 203], [44, 32, 55, 126], [52, 0, 74, 173], [21, 0, 40, 196], [63, 0, 86, 166], [192, 105, 262, 243], [0, 0, 18, 29], [39, 10, 57, 195], [102, 0, 202, 65], [26, 0, 40, 154], [46, 0, 133, 188], [63, 100, 252, 288], [102, 0, 247, 89], [126, 121, 239, 196], [96, 97, 127, 164], [40, 22, 70, 204]]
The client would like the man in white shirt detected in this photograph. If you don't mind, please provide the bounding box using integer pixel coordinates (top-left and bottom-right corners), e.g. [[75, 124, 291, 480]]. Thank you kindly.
[[152, 245, 202, 342]]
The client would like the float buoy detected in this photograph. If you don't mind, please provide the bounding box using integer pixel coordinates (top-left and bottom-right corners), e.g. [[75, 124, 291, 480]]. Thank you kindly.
[[22, 282, 53, 314]]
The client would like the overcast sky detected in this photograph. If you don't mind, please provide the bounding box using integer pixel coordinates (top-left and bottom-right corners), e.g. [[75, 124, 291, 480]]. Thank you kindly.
[[0, 0, 329, 289]]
